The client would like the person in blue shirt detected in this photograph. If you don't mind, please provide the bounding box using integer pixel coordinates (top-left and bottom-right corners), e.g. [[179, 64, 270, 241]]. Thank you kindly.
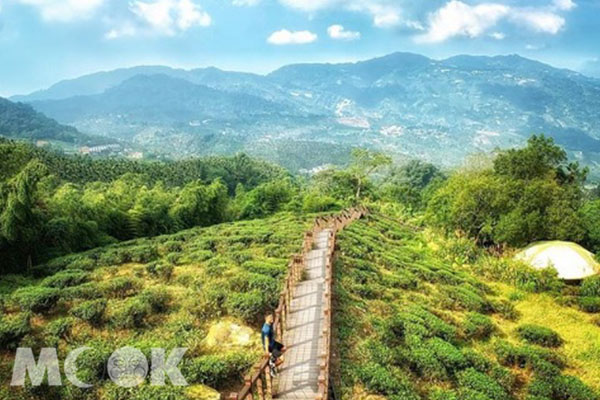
[[261, 313, 285, 376]]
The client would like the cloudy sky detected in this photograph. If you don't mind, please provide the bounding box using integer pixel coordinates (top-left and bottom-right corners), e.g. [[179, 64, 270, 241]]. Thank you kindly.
[[0, 0, 598, 96]]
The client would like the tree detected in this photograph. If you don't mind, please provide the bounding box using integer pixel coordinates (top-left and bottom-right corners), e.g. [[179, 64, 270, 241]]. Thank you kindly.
[[0, 160, 48, 269], [349, 149, 392, 200]]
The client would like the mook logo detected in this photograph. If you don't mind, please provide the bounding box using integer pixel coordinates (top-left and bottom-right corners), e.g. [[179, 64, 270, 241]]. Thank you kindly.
[[10, 347, 188, 388]]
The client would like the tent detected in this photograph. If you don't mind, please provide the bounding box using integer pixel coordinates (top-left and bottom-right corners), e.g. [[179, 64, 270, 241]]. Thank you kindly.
[[515, 241, 600, 281]]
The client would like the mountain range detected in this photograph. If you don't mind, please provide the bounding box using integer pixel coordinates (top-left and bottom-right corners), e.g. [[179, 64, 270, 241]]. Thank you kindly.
[[10, 52, 600, 174]]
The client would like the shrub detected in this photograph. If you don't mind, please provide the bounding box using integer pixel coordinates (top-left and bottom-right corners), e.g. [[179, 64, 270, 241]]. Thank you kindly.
[[355, 362, 420, 400], [581, 275, 600, 297], [457, 368, 510, 400], [70, 339, 113, 384], [182, 352, 255, 389], [12, 286, 61, 313], [494, 340, 566, 371], [41, 270, 90, 288], [463, 313, 496, 340], [226, 290, 271, 324], [491, 300, 519, 320], [101, 277, 141, 298], [0, 312, 31, 348], [61, 282, 103, 300], [70, 299, 107, 325], [139, 286, 170, 312], [145, 262, 174, 281], [110, 297, 151, 328], [578, 296, 600, 313], [428, 337, 467, 373], [516, 324, 563, 348], [44, 317, 74, 346]]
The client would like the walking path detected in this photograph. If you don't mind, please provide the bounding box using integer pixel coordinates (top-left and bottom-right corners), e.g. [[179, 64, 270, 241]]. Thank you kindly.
[[275, 229, 331, 399]]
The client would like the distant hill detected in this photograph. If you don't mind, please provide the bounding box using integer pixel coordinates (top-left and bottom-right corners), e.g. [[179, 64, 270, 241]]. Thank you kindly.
[[582, 59, 600, 78], [0, 97, 113, 145], [13, 52, 600, 174]]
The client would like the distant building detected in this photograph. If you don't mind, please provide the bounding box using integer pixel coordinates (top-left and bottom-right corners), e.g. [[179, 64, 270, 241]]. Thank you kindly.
[[36, 140, 49, 147], [79, 144, 120, 155], [128, 152, 144, 159]]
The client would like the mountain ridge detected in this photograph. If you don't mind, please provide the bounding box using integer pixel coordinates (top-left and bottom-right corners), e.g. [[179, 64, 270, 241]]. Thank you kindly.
[[10, 52, 600, 175]]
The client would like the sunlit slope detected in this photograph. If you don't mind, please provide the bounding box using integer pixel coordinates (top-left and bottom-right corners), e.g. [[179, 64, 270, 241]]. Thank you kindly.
[[334, 213, 600, 400], [0, 212, 312, 400]]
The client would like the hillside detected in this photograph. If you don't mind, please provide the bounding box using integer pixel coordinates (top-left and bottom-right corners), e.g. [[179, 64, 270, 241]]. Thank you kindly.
[[334, 213, 600, 399], [0, 97, 112, 146], [12, 53, 600, 174], [0, 212, 312, 399]]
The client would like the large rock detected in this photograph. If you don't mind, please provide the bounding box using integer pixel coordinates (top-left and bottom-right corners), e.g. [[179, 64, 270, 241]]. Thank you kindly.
[[203, 319, 257, 349], [515, 241, 600, 281]]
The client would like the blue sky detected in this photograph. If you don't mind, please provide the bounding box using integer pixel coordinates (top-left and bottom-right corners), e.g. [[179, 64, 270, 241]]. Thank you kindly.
[[0, 0, 598, 96]]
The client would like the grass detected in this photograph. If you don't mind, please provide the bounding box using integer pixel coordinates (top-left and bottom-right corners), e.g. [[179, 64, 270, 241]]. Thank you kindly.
[[486, 282, 600, 390], [0, 212, 313, 400]]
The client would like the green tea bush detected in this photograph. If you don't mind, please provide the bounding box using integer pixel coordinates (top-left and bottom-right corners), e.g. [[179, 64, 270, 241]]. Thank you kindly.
[[182, 352, 255, 389], [355, 362, 420, 400], [101, 277, 141, 298], [578, 296, 600, 313], [516, 324, 563, 348], [139, 286, 170, 312], [41, 270, 90, 288], [402, 344, 448, 380], [0, 312, 31, 348], [491, 299, 519, 320], [241, 260, 286, 278], [494, 340, 566, 371], [110, 297, 151, 328], [70, 299, 107, 325], [70, 339, 113, 384], [226, 290, 271, 324], [12, 286, 61, 313], [44, 317, 74, 345], [427, 337, 467, 373], [457, 368, 510, 400], [61, 282, 103, 300], [528, 375, 599, 400], [144, 262, 174, 281], [443, 285, 491, 313], [580, 275, 600, 297], [191, 284, 227, 319], [463, 313, 496, 340]]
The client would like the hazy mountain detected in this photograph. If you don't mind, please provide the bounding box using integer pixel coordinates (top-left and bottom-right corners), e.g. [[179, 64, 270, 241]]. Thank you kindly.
[[14, 52, 600, 174], [581, 59, 600, 78], [0, 97, 112, 145]]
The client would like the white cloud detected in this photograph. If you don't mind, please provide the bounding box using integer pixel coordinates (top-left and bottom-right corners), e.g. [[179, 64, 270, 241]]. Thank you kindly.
[[416, 1, 509, 43], [232, 0, 261, 5], [417, 0, 572, 43], [553, 0, 576, 11], [489, 31, 505, 40], [510, 10, 564, 34], [278, 0, 407, 29], [327, 24, 360, 40], [127, 0, 211, 37], [15, 0, 105, 22], [267, 29, 317, 45]]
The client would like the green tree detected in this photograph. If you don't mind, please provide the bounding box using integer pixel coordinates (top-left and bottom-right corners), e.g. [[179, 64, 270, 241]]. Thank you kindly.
[[0, 160, 48, 269], [349, 149, 392, 200]]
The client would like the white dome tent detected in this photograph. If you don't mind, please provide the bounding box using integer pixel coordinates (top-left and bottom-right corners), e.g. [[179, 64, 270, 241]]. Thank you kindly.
[[515, 241, 600, 281]]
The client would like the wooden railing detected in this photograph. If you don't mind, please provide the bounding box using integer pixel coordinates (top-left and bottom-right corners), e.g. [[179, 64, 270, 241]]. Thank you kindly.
[[228, 207, 368, 400]]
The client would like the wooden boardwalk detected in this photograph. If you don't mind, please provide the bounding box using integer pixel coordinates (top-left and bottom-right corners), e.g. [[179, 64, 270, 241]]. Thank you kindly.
[[275, 229, 331, 399]]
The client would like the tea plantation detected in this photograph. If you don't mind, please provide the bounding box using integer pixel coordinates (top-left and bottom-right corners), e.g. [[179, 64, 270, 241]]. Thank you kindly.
[[0, 212, 312, 400], [334, 213, 600, 400]]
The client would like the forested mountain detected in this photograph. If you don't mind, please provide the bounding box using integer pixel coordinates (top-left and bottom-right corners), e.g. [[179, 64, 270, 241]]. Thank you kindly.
[[13, 53, 600, 175], [0, 97, 112, 145]]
